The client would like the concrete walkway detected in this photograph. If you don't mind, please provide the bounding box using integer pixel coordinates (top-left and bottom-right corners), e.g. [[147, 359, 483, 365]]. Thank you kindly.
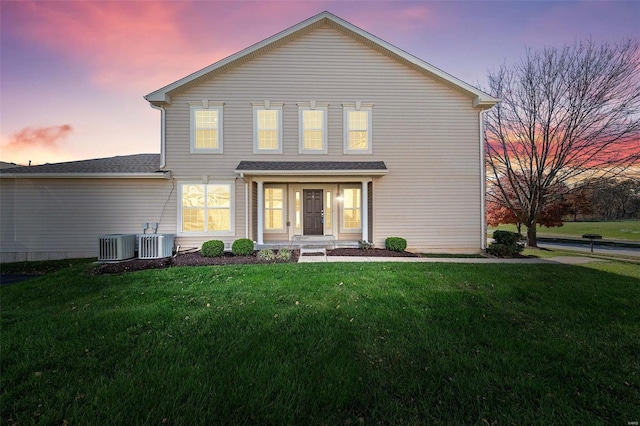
[[298, 255, 608, 265]]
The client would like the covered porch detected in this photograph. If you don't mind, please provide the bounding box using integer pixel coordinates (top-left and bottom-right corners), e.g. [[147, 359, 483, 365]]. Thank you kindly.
[[234, 161, 387, 247]]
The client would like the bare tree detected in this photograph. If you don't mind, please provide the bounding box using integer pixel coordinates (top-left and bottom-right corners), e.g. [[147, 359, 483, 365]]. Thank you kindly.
[[485, 39, 640, 247]]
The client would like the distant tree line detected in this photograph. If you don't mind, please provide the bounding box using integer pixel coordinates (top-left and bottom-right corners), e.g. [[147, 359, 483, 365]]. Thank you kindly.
[[487, 176, 640, 233], [567, 177, 640, 221]]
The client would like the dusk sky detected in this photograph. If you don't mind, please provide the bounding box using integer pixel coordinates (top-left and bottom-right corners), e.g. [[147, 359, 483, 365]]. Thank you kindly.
[[1, 0, 638, 166]]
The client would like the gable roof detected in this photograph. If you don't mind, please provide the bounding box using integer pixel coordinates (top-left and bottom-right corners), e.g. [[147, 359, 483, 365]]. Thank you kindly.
[[0, 154, 168, 179], [145, 11, 498, 109]]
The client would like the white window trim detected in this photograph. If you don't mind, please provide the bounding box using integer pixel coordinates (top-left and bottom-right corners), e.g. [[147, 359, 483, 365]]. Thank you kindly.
[[343, 102, 373, 154], [252, 101, 283, 154], [298, 101, 329, 154], [177, 180, 235, 236], [263, 184, 286, 233], [189, 100, 224, 154], [339, 185, 362, 234]]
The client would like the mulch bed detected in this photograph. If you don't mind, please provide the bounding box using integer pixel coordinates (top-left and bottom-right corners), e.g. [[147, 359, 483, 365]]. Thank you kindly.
[[92, 248, 417, 275], [328, 248, 419, 257]]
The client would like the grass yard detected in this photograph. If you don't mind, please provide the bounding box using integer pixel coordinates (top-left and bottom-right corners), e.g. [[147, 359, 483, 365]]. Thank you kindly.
[[2, 260, 639, 424], [490, 219, 640, 241]]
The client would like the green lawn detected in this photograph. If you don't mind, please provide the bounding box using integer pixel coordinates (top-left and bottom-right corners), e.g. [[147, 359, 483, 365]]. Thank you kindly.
[[490, 219, 640, 241], [2, 260, 639, 424]]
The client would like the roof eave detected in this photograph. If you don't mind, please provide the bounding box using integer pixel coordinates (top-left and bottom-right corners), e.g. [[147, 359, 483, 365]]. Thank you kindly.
[[234, 169, 388, 176], [473, 96, 500, 109], [0, 172, 171, 179]]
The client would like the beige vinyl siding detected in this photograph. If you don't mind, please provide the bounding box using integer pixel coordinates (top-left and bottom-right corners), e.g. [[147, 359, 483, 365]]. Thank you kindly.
[[163, 25, 483, 252], [0, 178, 175, 262]]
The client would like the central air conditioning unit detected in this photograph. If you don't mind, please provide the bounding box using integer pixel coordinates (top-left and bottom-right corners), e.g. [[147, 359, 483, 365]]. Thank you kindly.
[[138, 234, 174, 259], [98, 234, 136, 261]]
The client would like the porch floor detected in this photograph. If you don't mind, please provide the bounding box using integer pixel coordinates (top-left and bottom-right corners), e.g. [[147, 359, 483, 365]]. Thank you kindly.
[[255, 236, 359, 251]]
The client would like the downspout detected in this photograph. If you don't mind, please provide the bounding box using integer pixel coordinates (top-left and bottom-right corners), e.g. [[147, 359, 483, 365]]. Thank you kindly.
[[479, 109, 487, 250], [150, 104, 166, 169]]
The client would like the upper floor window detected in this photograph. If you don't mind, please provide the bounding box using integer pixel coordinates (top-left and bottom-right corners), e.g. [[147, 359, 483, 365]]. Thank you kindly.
[[253, 101, 283, 154], [298, 102, 328, 154], [343, 103, 373, 154], [189, 101, 224, 154]]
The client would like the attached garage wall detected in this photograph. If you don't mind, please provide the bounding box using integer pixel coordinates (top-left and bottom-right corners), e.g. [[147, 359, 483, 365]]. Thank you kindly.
[[0, 177, 174, 262]]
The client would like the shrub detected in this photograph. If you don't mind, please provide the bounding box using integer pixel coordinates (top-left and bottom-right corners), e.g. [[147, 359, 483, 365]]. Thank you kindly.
[[385, 237, 407, 252], [277, 248, 292, 260], [257, 249, 276, 261], [231, 238, 255, 256], [201, 240, 225, 257], [358, 240, 374, 250], [487, 230, 524, 257]]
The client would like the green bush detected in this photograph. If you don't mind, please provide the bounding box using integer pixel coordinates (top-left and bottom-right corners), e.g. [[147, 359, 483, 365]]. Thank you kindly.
[[201, 240, 225, 257], [277, 249, 292, 260], [232, 238, 254, 256], [257, 249, 276, 261], [487, 230, 524, 257], [385, 237, 407, 252]]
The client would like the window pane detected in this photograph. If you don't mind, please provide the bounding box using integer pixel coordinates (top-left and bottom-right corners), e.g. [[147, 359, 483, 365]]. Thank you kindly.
[[258, 110, 277, 129], [295, 191, 301, 233], [343, 188, 361, 209], [265, 188, 283, 209], [343, 188, 361, 230], [208, 209, 230, 231], [304, 110, 323, 129], [258, 130, 278, 150], [349, 131, 368, 150], [182, 184, 205, 207], [325, 191, 332, 230], [207, 185, 230, 208], [349, 111, 367, 130], [196, 110, 218, 128], [265, 210, 283, 230], [196, 129, 218, 149], [265, 188, 284, 230], [183, 208, 205, 231], [304, 130, 323, 150]]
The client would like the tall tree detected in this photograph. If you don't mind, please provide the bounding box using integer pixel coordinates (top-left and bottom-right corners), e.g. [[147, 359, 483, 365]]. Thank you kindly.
[[485, 39, 640, 246]]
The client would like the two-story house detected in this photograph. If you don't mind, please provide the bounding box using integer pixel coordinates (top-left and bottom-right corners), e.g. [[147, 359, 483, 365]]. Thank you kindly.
[[0, 11, 498, 262]]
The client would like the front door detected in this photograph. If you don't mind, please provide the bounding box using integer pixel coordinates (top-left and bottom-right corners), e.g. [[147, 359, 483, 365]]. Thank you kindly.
[[303, 189, 323, 235]]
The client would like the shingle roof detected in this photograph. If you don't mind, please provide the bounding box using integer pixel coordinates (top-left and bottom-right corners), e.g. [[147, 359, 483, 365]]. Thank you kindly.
[[1, 154, 162, 175], [236, 161, 387, 172]]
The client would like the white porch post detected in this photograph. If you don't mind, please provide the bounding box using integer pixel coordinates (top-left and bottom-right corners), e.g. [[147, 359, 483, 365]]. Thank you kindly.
[[361, 181, 368, 242], [257, 180, 264, 245]]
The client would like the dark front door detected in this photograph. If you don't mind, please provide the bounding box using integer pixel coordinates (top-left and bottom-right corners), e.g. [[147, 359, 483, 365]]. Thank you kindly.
[[303, 189, 323, 235]]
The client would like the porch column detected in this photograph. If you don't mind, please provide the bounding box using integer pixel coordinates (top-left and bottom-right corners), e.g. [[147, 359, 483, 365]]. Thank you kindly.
[[361, 180, 368, 242], [257, 180, 264, 245]]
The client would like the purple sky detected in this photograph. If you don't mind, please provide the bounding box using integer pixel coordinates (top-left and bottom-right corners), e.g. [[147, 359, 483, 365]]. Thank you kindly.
[[1, 0, 638, 165]]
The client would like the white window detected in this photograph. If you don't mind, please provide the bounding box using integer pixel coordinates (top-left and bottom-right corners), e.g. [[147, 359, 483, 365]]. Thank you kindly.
[[341, 187, 361, 232], [343, 103, 373, 154], [180, 183, 234, 234], [253, 102, 283, 154], [298, 102, 328, 154], [264, 187, 285, 231], [189, 101, 224, 153]]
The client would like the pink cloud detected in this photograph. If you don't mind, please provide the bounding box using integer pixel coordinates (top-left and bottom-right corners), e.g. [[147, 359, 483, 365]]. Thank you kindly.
[[7, 1, 237, 92], [6, 124, 73, 149], [5, 1, 444, 93]]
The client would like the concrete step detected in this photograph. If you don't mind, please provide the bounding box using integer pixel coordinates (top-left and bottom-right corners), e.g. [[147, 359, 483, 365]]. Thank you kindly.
[[299, 245, 327, 256]]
